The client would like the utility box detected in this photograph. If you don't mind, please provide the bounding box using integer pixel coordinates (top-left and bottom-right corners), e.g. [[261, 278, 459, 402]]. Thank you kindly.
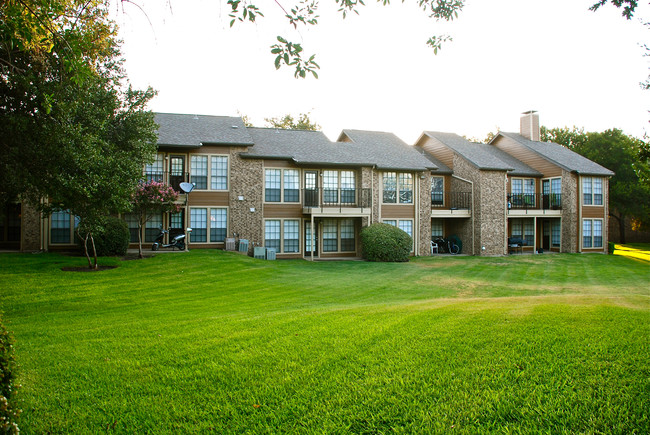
[[254, 246, 266, 260], [238, 239, 249, 253], [266, 248, 276, 260], [225, 238, 236, 251]]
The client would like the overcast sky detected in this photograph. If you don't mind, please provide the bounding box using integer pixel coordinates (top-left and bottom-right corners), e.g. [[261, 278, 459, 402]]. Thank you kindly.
[[113, 0, 649, 143]]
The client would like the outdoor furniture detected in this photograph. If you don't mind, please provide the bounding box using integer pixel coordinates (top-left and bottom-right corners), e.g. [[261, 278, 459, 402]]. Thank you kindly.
[[431, 241, 439, 254], [508, 237, 526, 254]]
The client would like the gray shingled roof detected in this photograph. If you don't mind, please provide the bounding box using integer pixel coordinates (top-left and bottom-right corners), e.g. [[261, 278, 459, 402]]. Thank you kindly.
[[420, 150, 452, 174], [339, 130, 438, 171], [154, 113, 253, 147], [497, 132, 615, 176]]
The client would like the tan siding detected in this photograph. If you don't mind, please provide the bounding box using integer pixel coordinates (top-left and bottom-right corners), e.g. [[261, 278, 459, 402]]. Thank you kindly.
[[493, 136, 563, 177], [264, 204, 303, 218], [188, 191, 229, 206], [416, 136, 454, 169], [264, 160, 296, 168], [381, 204, 415, 219], [582, 207, 605, 219], [189, 146, 233, 155]]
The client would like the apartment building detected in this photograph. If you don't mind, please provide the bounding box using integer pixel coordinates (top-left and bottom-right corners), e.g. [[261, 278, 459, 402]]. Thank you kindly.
[[5, 111, 613, 257]]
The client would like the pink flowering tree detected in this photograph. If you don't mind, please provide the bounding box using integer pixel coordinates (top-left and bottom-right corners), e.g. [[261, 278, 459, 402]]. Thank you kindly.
[[131, 180, 181, 258]]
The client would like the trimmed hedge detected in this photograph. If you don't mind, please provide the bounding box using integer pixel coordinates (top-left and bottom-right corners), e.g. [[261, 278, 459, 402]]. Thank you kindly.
[[79, 216, 130, 257], [361, 223, 412, 262], [0, 315, 20, 434]]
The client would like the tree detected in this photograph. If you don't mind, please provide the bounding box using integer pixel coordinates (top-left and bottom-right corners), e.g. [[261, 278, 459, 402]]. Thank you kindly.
[[544, 127, 650, 243], [0, 1, 159, 267], [264, 112, 321, 130], [225, 0, 642, 78], [131, 180, 181, 259]]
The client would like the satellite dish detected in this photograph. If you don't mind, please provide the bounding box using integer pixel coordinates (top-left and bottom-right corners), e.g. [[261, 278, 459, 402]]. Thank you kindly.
[[179, 182, 195, 193]]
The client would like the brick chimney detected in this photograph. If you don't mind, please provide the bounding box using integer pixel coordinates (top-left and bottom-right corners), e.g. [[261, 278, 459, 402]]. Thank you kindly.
[[520, 110, 540, 141]]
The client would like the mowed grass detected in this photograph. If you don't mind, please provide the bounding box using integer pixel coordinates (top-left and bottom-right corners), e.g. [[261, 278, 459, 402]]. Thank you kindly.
[[1, 251, 649, 433]]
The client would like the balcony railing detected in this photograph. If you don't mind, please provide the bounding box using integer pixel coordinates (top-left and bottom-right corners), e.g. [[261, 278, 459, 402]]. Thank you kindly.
[[431, 191, 472, 210], [143, 171, 190, 193], [508, 193, 562, 210], [303, 188, 372, 209]]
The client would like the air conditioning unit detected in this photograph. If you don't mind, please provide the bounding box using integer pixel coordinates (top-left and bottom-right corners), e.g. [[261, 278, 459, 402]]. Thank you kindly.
[[254, 246, 266, 260], [266, 248, 276, 260], [225, 238, 236, 251], [238, 239, 249, 253]]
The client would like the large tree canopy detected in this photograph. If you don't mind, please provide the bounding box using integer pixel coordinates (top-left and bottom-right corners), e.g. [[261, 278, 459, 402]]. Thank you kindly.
[[0, 0, 158, 265]]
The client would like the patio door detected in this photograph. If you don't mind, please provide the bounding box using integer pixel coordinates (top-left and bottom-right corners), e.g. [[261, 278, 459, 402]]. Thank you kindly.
[[304, 221, 318, 257], [304, 171, 318, 207], [170, 155, 185, 192], [542, 219, 551, 251]]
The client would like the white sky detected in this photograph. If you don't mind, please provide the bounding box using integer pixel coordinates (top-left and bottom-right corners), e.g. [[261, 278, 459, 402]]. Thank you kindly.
[[113, 0, 649, 143]]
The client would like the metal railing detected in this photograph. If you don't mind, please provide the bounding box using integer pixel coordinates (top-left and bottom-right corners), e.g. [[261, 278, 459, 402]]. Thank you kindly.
[[431, 191, 472, 210], [142, 171, 190, 193], [508, 193, 562, 210], [303, 188, 372, 210]]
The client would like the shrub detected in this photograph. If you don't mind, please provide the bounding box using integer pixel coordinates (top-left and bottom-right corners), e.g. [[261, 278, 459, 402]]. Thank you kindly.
[[79, 216, 130, 257], [361, 223, 412, 262], [608, 241, 616, 254], [0, 315, 20, 434]]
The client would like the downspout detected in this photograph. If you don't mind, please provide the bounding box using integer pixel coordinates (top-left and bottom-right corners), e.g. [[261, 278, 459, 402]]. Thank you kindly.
[[451, 174, 475, 256]]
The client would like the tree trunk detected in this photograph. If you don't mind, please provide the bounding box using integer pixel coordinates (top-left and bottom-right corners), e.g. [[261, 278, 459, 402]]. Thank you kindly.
[[610, 211, 626, 244], [138, 218, 144, 259], [79, 230, 93, 269], [90, 233, 98, 269]]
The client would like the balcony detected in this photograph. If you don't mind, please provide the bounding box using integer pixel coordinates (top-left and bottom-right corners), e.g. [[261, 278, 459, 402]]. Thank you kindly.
[[143, 171, 190, 193], [508, 193, 562, 216], [431, 191, 472, 218], [303, 188, 372, 216]]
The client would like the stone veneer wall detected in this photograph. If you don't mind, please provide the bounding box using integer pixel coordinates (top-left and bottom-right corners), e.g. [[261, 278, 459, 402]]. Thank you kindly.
[[228, 148, 264, 254], [360, 166, 374, 229], [418, 173, 432, 256], [21, 202, 42, 252], [453, 154, 507, 256], [561, 170, 579, 253]]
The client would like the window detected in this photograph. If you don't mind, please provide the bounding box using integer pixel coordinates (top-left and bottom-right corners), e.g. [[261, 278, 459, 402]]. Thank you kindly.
[[511, 218, 534, 246], [265, 168, 299, 203], [512, 178, 535, 206], [265, 220, 281, 251], [323, 171, 339, 204], [283, 220, 300, 253], [190, 208, 207, 242], [383, 172, 414, 204], [284, 170, 300, 202], [583, 219, 603, 248], [323, 219, 338, 252], [431, 177, 444, 206], [145, 153, 164, 182], [340, 219, 355, 251], [551, 220, 561, 248], [583, 177, 603, 206], [341, 171, 356, 204], [51, 210, 72, 244], [211, 156, 228, 190], [265, 169, 281, 202], [384, 219, 414, 251], [210, 209, 227, 243], [145, 213, 162, 242], [305, 221, 315, 253], [124, 214, 139, 243], [431, 219, 443, 238], [191, 156, 208, 189]]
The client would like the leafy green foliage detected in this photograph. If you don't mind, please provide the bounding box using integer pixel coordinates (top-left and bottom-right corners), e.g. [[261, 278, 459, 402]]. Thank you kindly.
[[361, 222, 412, 262], [589, 0, 639, 19], [264, 112, 321, 130], [271, 36, 319, 79], [78, 216, 129, 257], [0, 315, 19, 434]]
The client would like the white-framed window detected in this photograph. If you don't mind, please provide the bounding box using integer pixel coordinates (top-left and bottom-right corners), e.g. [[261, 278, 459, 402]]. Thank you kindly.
[[145, 153, 164, 182], [322, 170, 357, 204], [145, 213, 162, 242], [323, 170, 339, 204], [431, 176, 444, 206], [511, 218, 534, 246], [50, 210, 79, 244], [211, 156, 229, 190], [431, 219, 444, 238], [383, 172, 414, 204], [264, 219, 300, 253], [511, 178, 535, 206], [340, 171, 356, 204], [190, 155, 208, 190], [265, 168, 299, 203], [318, 219, 356, 253], [583, 177, 603, 206], [190, 207, 228, 243], [583, 219, 603, 248], [542, 177, 562, 208], [323, 219, 338, 252], [340, 219, 356, 252]]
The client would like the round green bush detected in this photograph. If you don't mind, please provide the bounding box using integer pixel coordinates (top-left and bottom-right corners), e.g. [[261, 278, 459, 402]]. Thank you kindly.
[[79, 216, 130, 257], [360, 223, 412, 262]]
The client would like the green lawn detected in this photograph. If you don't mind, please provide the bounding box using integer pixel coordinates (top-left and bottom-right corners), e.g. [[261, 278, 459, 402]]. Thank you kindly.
[[1, 251, 649, 433]]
